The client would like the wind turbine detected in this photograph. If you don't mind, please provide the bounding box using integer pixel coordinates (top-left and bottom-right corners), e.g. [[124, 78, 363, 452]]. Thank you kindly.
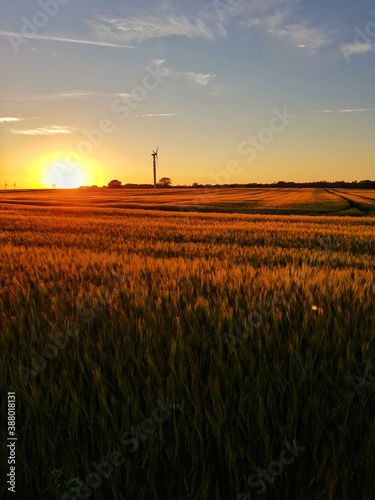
[[151, 147, 158, 189], [13, 182, 16, 190], [4, 181, 8, 190]]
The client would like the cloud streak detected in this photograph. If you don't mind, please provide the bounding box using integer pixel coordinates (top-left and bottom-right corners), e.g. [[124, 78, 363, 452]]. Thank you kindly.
[[57, 90, 98, 98], [315, 108, 375, 113], [21, 90, 99, 101], [0, 117, 24, 123], [87, 15, 216, 43], [10, 126, 74, 136], [0, 31, 135, 49], [339, 108, 375, 113], [4, 90, 126, 102], [134, 113, 178, 117]]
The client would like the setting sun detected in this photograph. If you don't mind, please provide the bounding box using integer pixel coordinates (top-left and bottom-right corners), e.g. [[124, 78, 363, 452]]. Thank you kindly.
[[28, 152, 105, 188], [47, 162, 85, 189]]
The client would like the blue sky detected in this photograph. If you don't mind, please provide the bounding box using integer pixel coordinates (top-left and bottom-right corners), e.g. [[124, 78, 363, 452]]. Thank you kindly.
[[0, 0, 374, 188]]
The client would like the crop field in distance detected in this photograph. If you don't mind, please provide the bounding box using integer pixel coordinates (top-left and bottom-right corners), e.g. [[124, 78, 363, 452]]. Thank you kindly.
[[1, 187, 375, 216], [1, 187, 375, 499]]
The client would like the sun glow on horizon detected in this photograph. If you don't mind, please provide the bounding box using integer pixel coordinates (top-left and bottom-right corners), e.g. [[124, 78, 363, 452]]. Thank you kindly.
[[29, 152, 105, 189], [47, 163, 85, 188]]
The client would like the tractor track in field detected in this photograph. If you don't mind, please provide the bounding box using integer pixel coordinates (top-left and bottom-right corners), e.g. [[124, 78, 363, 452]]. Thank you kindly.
[[333, 189, 375, 203], [324, 188, 375, 215]]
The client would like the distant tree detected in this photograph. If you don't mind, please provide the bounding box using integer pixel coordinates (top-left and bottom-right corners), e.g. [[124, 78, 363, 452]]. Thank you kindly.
[[108, 179, 122, 188], [158, 177, 172, 187], [192, 182, 199, 188]]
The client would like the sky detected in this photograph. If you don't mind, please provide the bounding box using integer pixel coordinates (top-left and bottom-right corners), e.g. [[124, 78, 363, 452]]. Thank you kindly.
[[0, 0, 374, 188]]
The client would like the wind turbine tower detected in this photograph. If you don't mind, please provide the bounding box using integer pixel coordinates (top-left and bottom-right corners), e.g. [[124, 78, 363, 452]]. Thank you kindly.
[[4, 181, 8, 190], [151, 147, 158, 189]]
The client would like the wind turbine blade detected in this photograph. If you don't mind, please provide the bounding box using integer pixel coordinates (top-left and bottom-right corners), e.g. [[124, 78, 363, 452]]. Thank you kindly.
[[156, 146, 158, 155]]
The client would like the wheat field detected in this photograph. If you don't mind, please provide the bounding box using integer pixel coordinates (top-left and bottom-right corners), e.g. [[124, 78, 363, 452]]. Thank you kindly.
[[2, 187, 375, 215], [1, 189, 375, 499]]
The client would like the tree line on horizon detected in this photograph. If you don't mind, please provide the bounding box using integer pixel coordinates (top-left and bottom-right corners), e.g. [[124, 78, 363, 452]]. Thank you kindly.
[[79, 179, 375, 190]]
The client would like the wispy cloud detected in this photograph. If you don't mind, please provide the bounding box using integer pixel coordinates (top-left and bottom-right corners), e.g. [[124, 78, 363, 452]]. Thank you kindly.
[[57, 90, 98, 98], [134, 113, 178, 117], [274, 24, 327, 50], [242, 7, 328, 51], [245, 10, 286, 31], [340, 42, 375, 57], [151, 59, 173, 78], [0, 117, 24, 123], [27, 90, 99, 101], [150, 59, 217, 90], [0, 31, 134, 49], [10, 126, 74, 136], [199, 0, 283, 36], [11, 90, 120, 102], [0, 90, 144, 104], [315, 108, 375, 113], [186, 72, 216, 87], [340, 108, 375, 113], [87, 16, 216, 43]]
